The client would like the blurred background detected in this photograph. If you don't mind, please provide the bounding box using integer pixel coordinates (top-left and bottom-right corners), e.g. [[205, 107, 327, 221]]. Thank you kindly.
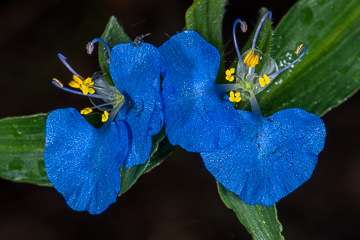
[[0, 0, 359, 239]]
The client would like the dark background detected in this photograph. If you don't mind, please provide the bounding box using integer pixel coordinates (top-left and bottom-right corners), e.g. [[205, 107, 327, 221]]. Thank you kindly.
[[0, 0, 359, 239]]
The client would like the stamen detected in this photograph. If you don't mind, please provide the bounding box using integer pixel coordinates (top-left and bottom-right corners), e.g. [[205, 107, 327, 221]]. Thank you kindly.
[[69, 75, 95, 95], [269, 44, 306, 78], [52, 78, 63, 88], [251, 11, 272, 51], [80, 107, 93, 115], [51, 78, 104, 99], [232, 19, 247, 61], [229, 91, 241, 103], [225, 68, 235, 82], [243, 50, 259, 68], [87, 38, 111, 58], [295, 44, 304, 54], [58, 53, 84, 78], [101, 111, 109, 122], [259, 74, 271, 87]]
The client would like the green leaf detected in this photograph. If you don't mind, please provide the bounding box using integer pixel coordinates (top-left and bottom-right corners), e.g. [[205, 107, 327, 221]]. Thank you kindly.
[[185, 0, 227, 81], [119, 128, 173, 194], [98, 16, 131, 84], [0, 114, 51, 186], [218, 184, 284, 240], [257, 0, 360, 117]]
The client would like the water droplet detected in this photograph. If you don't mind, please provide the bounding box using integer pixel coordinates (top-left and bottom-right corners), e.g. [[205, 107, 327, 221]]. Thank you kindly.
[[274, 78, 283, 85], [338, 66, 348, 74], [315, 21, 325, 29], [299, 7, 314, 25], [9, 158, 24, 171]]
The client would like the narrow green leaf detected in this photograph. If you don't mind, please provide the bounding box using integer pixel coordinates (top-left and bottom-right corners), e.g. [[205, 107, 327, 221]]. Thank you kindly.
[[185, 0, 227, 81], [98, 16, 131, 84], [258, 0, 360, 117], [218, 184, 284, 240], [0, 114, 51, 186]]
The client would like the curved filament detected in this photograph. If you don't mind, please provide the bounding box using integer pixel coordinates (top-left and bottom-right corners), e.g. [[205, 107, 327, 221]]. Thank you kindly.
[[232, 19, 247, 61], [251, 11, 272, 51], [58, 53, 83, 78], [87, 38, 111, 58], [269, 44, 306, 78]]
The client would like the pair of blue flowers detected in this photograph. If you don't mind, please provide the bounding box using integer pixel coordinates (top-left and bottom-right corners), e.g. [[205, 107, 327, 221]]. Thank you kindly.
[[45, 13, 326, 214]]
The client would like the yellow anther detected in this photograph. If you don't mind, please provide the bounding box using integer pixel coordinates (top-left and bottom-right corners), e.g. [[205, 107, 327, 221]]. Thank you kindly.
[[295, 44, 304, 54], [83, 77, 94, 86], [259, 74, 271, 88], [243, 50, 259, 68], [52, 78, 63, 88], [225, 68, 235, 82], [69, 75, 95, 95], [80, 107, 93, 115], [101, 111, 109, 122], [229, 91, 241, 103]]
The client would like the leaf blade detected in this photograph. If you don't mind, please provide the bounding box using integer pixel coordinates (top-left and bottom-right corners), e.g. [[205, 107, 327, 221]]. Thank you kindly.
[[258, 0, 360, 117], [218, 184, 284, 240], [0, 114, 51, 186]]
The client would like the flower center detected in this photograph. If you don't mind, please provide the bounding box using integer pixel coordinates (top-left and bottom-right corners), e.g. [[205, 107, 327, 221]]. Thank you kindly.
[[53, 52, 124, 123], [220, 11, 306, 107]]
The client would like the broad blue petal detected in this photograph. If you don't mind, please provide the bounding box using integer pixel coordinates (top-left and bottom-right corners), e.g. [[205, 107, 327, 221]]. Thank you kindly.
[[159, 31, 241, 152], [201, 108, 326, 206], [44, 108, 129, 214], [110, 43, 163, 169]]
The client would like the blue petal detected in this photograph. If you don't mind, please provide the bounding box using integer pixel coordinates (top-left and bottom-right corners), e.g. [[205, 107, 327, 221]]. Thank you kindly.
[[159, 31, 241, 152], [109, 43, 163, 169], [201, 108, 326, 206], [44, 108, 129, 214]]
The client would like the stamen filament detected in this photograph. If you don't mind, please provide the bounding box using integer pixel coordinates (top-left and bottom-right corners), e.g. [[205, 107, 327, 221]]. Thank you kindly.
[[58, 53, 83, 78], [233, 19, 247, 61], [87, 38, 111, 58], [51, 79, 104, 99], [216, 83, 239, 93], [250, 95, 262, 117], [251, 11, 272, 51], [269, 44, 306, 78]]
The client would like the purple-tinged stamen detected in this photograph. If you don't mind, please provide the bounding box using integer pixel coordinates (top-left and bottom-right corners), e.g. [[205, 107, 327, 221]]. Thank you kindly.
[[58, 53, 84, 78], [233, 19, 247, 61], [251, 11, 272, 51], [269, 45, 306, 78], [87, 38, 111, 58], [51, 79, 104, 99]]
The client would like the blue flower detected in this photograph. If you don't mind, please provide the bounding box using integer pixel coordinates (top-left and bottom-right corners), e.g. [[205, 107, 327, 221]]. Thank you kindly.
[[159, 31, 241, 152], [44, 38, 163, 214], [201, 11, 326, 206], [201, 108, 326, 206]]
